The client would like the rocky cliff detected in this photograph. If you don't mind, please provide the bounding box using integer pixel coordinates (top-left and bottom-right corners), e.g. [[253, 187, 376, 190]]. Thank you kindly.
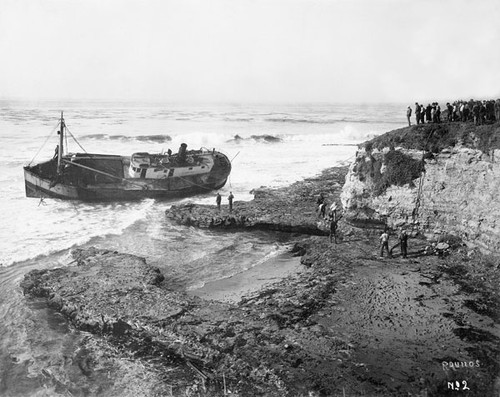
[[341, 122, 500, 254]]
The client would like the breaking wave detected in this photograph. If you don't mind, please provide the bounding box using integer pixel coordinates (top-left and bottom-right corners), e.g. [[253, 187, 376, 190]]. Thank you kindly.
[[136, 135, 172, 143], [265, 116, 401, 125], [229, 134, 282, 143], [1, 199, 156, 268], [81, 134, 172, 143]]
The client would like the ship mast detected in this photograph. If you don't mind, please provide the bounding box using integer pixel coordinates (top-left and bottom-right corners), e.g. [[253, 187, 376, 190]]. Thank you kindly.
[[57, 111, 64, 174]]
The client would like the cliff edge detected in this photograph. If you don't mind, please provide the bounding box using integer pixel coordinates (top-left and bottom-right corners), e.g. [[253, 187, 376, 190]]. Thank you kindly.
[[341, 121, 500, 254]]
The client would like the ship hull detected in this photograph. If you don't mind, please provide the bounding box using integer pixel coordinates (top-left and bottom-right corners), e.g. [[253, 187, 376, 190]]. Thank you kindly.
[[24, 153, 230, 201]]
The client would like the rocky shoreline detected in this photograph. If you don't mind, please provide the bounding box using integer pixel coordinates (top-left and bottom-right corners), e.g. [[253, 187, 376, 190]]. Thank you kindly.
[[21, 165, 500, 396], [165, 167, 348, 236]]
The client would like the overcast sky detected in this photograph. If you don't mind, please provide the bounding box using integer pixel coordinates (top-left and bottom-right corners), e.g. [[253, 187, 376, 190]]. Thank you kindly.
[[1, 0, 499, 103]]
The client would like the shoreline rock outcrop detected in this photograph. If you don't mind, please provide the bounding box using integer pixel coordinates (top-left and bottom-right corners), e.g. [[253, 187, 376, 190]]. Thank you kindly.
[[19, 245, 372, 396], [166, 167, 348, 236]]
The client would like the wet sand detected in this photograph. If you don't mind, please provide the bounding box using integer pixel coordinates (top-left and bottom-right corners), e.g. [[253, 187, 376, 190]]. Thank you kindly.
[[187, 252, 303, 303], [298, 233, 500, 395]]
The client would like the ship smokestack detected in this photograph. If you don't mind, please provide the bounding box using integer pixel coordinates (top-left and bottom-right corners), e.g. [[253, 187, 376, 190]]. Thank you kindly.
[[178, 143, 187, 162]]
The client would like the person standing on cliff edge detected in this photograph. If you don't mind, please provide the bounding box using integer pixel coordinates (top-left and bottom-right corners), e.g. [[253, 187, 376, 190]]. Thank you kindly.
[[228, 192, 234, 212], [414, 103, 420, 125], [407, 106, 412, 126], [216, 192, 222, 211], [495, 99, 500, 122]]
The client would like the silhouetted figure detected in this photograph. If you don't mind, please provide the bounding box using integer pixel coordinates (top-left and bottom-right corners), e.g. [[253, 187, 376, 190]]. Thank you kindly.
[[216, 192, 221, 211], [446, 103, 453, 121], [228, 192, 234, 212], [472, 102, 480, 125], [414, 103, 420, 125], [178, 143, 187, 163], [426, 104, 432, 122], [399, 228, 408, 258], [407, 106, 412, 126], [328, 210, 343, 244]]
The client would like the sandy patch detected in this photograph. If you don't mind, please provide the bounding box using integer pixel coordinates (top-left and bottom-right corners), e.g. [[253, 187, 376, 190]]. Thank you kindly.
[[187, 252, 303, 303]]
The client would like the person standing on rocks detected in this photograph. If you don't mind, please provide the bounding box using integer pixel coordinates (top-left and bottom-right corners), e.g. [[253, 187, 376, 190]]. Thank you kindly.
[[398, 228, 409, 258], [316, 193, 326, 218], [329, 210, 343, 244], [407, 106, 412, 126], [228, 191, 234, 212], [319, 202, 327, 218], [316, 192, 325, 206], [329, 202, 338, 222], [216, 192, 222, 211], [379, 229, 391, 258]]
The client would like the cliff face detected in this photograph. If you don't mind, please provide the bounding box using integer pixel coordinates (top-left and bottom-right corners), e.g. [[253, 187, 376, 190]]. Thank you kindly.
[[341, 123, 500, 254]]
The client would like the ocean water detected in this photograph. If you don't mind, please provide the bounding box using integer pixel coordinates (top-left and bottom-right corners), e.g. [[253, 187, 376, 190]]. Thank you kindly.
[[0, 100, 404, 395]]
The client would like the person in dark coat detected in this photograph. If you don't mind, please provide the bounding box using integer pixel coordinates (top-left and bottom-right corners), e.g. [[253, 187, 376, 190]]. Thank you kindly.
[[425, 104, 432, 122], [407, 106, 412, 126], [472, 102, 480, 125], [399, 228, 409, 258], [495, 99, 500, 122], [414, 103, 420, 125], [446, 103, 453, 122], [436, 103, 441, 123], [216, 192, 222, 211], [486, 100, 495, 121], [328, 210, 343, 244], [228, 192, 234, 212]]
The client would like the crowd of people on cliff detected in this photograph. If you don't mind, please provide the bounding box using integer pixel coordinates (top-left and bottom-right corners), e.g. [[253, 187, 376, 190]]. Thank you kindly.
[[407, 99, 500, 127]]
